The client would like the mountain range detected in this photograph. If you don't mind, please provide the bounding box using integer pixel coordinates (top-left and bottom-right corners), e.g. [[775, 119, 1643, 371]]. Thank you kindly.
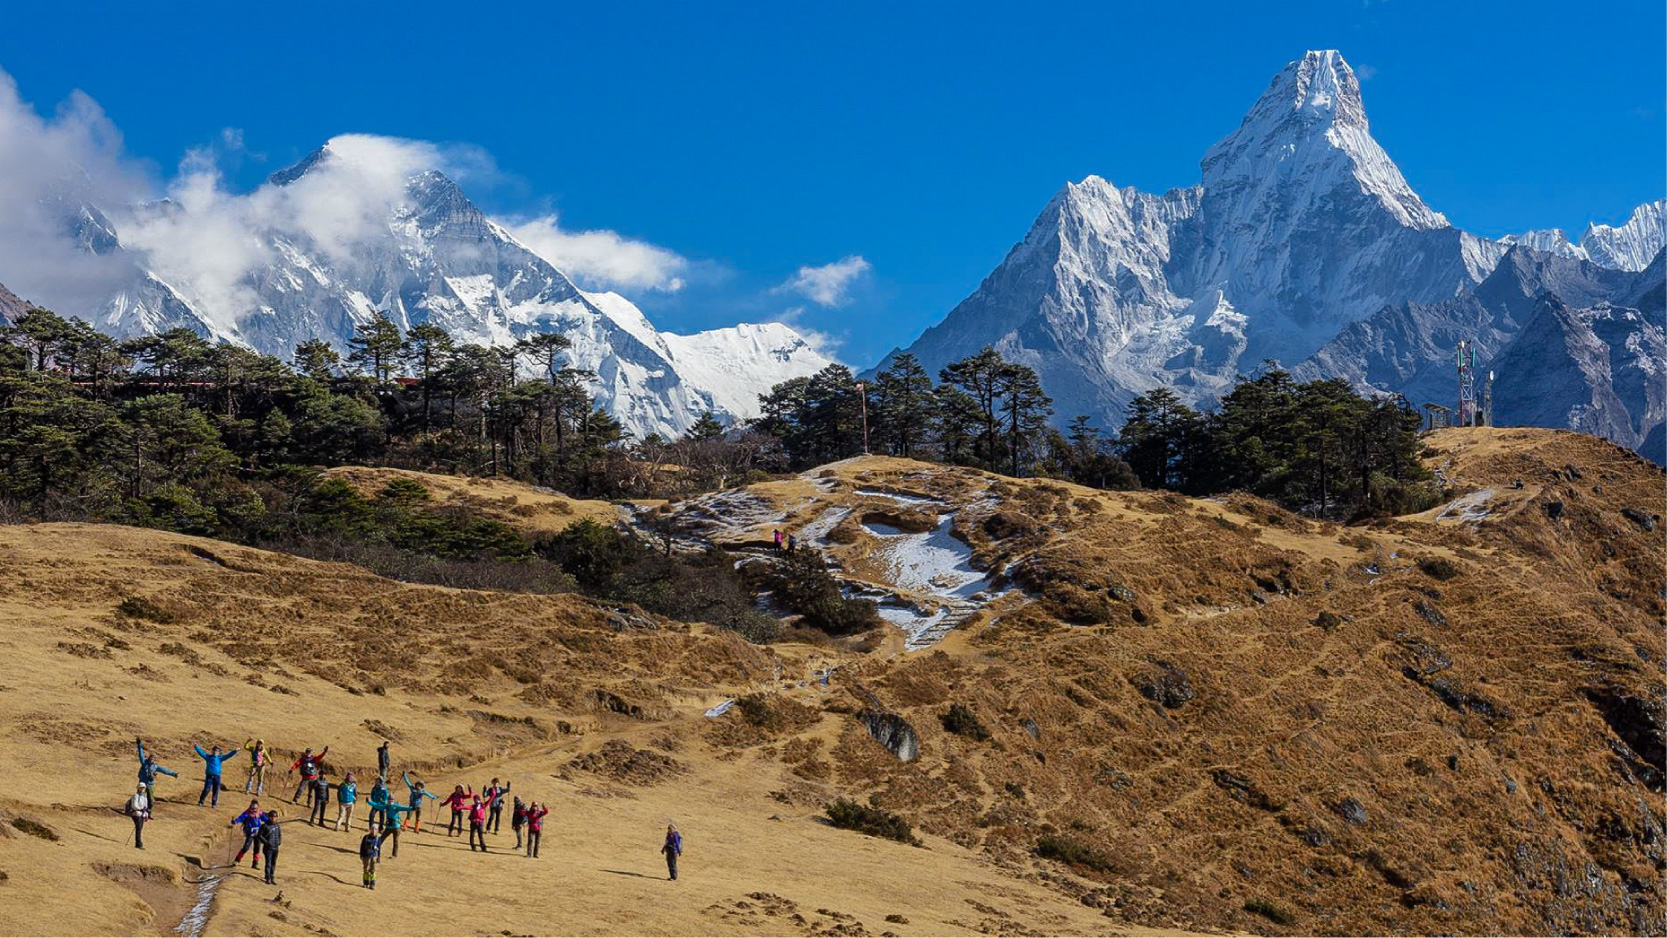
[[3, 145, 832, 439], [877, 50, 1665, 460]]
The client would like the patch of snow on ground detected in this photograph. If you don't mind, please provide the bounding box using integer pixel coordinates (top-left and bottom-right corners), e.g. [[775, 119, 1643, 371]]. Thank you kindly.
[[798, 507, 852, 545], [1435, 487, 1496, 523], [704, 699, 736, 718], [863, 515, 992, 601], [855, 487, 946, 507]]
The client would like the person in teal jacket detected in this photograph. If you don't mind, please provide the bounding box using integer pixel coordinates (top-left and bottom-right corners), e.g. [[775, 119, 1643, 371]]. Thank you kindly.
[[135, 737, 178, 802], [402, 772, 437, 832], [333, 772, 359, 832], [193, 743, 238, 807], [367, 795, 414, 858]]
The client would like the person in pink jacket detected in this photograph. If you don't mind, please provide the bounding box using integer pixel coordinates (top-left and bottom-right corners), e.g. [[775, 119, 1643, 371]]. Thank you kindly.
[[439, 785, 472, 837]]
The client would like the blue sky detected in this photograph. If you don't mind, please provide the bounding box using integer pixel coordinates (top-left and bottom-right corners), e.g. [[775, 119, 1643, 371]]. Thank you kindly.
[[0, 0, 1661, 366]]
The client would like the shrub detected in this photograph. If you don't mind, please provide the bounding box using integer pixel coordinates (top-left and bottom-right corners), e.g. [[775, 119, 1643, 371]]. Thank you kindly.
[[1243, 898, 1295, 926], [117, 596, 176, 624], [752, 549, 880, 636], [1034, 833, 1114, 874], [377, 477, 431, 503], [1417, 557, 1461, 581], [939, 703, 991, 741], [1313, 611, 1343, 631], [735, 694, 783, 731], [826, 798, 920, 846]]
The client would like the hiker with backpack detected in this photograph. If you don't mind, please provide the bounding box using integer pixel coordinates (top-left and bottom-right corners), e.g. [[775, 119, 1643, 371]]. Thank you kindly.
[[289, 746, 329, 806], [192, 743, 238, 807], [257, 811, 281, 885], [510, 795, 528, 849], [334, 772, 358, 831], [230, 801, 266, 868], [661, 823, 683, 880], [242, 738, 269, 794], [524, 802, 548, 858], [359, 828, 381, 889], [125, 783, 150, 850], [440, 784, 472, 837], [135, 737, 178, 803], [467, 794, 489, 852], [401, 772, 437, 832], [482, 778, 511, 833]]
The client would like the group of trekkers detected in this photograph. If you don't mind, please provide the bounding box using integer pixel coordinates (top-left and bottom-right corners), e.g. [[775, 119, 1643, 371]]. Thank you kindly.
[[126, 737, 685, 890], [772, 528, 798, 553]]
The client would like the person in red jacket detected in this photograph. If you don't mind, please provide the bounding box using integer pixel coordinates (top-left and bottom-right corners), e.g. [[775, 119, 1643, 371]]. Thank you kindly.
[[439, 785, 472, 837], [524, 802, 548, 858], [289, 747, 329, 806], [466, 794, 489, 852]]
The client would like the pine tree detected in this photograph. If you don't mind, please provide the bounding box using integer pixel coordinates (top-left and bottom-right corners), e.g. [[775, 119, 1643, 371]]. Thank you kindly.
[[939, 347, 1006, 468], [402, 323, 455, 433], [995, 361, 1052, 476], [872, 353, 935, 458], [685, 411, 726, 443], [293, 340, 341, 382], [346, 314, 403, 386]]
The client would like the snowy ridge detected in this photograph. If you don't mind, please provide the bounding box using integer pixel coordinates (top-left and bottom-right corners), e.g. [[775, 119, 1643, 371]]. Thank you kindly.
[[58, 140, 832, 439], [1503, 200, 1667, 273]]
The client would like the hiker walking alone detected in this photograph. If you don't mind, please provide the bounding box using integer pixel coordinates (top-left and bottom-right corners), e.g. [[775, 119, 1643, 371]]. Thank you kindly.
[[125, 783, 150, 850], [230, 801, 265, 868], [193, 743, 237, 807], [376, 740, 391, 780], [440, 784, 472, 837], [661, 823, 682, 880], [242, 739, 269, 794], [402, 772, 437, 832], [359, 828, 381, 889], [257, 811, 281, 885], [135, 737, 178, 803], [467, 794, 489, 852], [334, 772, 358, 831], [510, 796, 528, 849], [483, 778, 511, 833], [289, 746, 328, 805], [524, 802, 548, 858]]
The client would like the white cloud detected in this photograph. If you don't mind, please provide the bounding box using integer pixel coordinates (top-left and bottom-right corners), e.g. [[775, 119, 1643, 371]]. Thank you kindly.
[[502, 214, 688, 293], [776, 255, 871, 307], [770, 304, 845, 356]]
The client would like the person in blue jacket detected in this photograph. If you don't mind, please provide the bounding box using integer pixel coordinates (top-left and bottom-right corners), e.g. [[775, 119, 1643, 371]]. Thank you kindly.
[[193, 743, 238, 807], [401, 771, 437, 832], [135, 737, 178, 803], [229, 800, 266, 868], [367, 776, 391, 832]]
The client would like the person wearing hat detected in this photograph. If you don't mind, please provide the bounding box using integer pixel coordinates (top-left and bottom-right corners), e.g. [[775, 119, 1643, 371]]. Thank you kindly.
[[243, 738, 269, 794]]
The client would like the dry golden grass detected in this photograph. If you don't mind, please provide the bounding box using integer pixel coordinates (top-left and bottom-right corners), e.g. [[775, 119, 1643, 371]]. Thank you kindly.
[[324, 465, 621, 536]]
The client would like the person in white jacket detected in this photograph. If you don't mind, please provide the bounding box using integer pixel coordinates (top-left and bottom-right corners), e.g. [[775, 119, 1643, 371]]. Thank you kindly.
[[125, 784, 151, 849]]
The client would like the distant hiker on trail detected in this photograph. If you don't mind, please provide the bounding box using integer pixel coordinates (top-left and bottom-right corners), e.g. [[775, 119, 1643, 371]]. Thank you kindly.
[[359, 829, 381, 889], [368, 776, 390, 832], [257, 811, 281, 885], [440, 785, 473, 837], [193, 743, 238, 807], [483, 778, 511, 833], [135, 737, 178, 802], [524, 802, 548, 858], [773, 529, 783, 551], [367, 796, 413, 858], [402, 772, 437, 832], [230, 801, 266, 867], [334, 772, 358, 831], [125, 783, 150, 850], [510, 796, 528, 849], [376, 740, 391, 779], [467, 794, 489, 852], [661, 823, 682, 881], [309, 773, 334, 826], [242, 738, 269, 794], [289, 746, 329, 805]]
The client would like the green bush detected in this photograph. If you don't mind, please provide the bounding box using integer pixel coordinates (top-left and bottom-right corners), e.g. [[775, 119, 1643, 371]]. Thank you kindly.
[[1417, 557, 1461, 581], [1034, 833, 1115, 874], [826, 798, 920, 846], [117, 596, 176, 624], [940, 703, 991, 741], [753, 549, 880, 636], [377, 476, 431, 503]]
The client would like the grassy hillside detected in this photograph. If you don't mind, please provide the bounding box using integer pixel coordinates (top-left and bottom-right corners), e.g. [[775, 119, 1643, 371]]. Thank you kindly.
[[0, 427, 1659, 936]]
